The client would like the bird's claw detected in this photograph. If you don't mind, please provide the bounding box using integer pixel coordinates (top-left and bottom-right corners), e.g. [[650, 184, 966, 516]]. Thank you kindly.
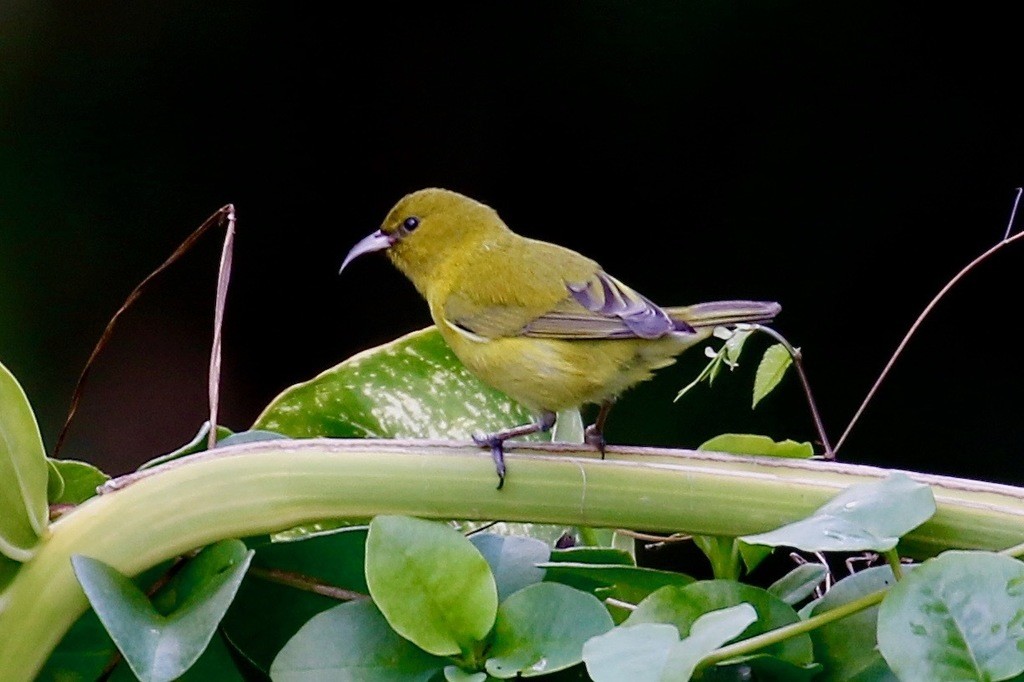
[[585, 424, 607, 459], [473, 432, 507, 489]]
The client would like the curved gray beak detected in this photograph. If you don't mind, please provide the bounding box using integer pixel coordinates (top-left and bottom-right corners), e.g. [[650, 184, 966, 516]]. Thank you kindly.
[[339, 230, 395, 274]]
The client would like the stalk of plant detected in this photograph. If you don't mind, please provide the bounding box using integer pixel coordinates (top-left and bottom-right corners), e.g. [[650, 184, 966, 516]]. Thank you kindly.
[[4, 439, 1024, 680]]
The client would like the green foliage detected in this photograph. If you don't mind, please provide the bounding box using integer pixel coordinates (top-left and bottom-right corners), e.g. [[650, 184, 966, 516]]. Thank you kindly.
[[805, 565, 899, 681], [470, 533, 549, 601], [741, 472, 936, 554], [752, 343, 793, 408], [583, 605, 757, 681], [878, 551, 1024, 681], [269, 599, 446, 681], [625, 581, 814, 669], [3, 326, 1024, 681], [366, 515, 498, 658], [767, 563, 829, 606], [485, 583, 613, 677], [47, 458, 109, 505], [70, 541, 253, 682], [0, 359, 48, 561], [674, 326, 794, 409], [136, 421, 237, 470], [699, 433, 814, 459]]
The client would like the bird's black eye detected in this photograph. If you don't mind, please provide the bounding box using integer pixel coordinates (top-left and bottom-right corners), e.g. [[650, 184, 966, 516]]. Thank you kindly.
[[402, 216, 420, 232]]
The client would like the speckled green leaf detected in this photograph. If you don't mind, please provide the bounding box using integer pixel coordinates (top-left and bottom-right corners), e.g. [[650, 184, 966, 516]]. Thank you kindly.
[[252, 327, 544, 440], [752, 344, 792, 408], [0, 359, 48, 561]]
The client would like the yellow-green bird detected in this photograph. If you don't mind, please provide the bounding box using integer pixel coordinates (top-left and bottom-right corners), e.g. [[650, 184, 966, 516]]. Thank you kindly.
[[341, 188, 780, 488]]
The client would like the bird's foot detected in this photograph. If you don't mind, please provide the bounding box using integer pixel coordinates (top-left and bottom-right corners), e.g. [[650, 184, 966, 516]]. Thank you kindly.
[[472, 431, 507, 489], [584, 424, 607, 459]]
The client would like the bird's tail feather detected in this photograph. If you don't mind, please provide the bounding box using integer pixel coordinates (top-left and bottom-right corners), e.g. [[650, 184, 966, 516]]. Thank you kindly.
[[665, 300, 781, 330]]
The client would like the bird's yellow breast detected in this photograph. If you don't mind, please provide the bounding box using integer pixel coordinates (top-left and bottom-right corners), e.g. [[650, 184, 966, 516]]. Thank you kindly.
[[434, 313, 709, 412]]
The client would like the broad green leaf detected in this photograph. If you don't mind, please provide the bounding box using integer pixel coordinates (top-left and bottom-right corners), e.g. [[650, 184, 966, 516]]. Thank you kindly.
[[752, 343, 792, 408], [585, 622, 679, 679], [445, 666, 488, 682], [626, 581, 813, 667], [767, 563, 828, 606], [808, 565, 899, 682], [108, 633, 246, 682], [740, 472, 936, 553], [582, 623, 680, 681], [486, 583, 613, 678], [0, 359, 48, 560], [71, 540, 254, 682], [540, 562, 695, 605], [222, 574, 337, 675], [270, 599, 445, 682], [252, 327, 543, 441], [366, 515, 497, 656], [47, 458, 65, 501], [256, 526, 369, 593], [137, 421, 235, 470], [470, 533, 549, 602], [548, 547, 635, 567], [878, 551, 1024, 682], [582, 605, 757, 682], [222, 526, 369, 672], [699, 434, 814, 460], [48, 458, 110, 505], [663, 604, 758, 681], [39, 562, 175, 682]]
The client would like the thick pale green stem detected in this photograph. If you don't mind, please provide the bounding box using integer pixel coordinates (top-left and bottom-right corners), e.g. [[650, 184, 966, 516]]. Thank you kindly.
[[2, 438, 1024, 680]]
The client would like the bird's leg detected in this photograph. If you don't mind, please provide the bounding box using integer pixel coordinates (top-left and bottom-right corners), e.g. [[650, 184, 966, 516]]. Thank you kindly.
[[473, 410, 557, 489], [585, 399, 615, 459]]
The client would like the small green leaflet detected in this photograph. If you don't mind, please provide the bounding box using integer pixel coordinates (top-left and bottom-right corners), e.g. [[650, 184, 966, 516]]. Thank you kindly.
[[752, 343, 792, 408]]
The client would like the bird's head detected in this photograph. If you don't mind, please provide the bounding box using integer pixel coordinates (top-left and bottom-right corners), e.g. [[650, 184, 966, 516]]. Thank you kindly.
[[340, 187, 507, 290]]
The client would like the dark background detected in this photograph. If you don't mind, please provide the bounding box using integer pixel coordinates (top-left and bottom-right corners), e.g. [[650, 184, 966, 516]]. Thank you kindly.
[[2, 2, 1021, 482]]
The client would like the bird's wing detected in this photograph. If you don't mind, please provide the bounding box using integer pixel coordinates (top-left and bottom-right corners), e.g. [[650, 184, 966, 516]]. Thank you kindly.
[[442, 267, 688, 341], [522, 270, 690, 340]]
